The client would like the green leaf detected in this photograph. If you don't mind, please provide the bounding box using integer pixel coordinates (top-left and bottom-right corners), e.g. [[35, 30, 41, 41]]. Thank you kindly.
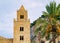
[[34, 27, 41, 35]]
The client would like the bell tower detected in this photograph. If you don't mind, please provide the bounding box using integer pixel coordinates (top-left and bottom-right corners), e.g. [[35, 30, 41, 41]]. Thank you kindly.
[[13, 5, 30, 43]]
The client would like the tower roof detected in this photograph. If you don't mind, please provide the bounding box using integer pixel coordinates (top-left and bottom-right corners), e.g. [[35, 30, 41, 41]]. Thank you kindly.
[[21, 5, 24, 9], [19, 5, 25, 11]]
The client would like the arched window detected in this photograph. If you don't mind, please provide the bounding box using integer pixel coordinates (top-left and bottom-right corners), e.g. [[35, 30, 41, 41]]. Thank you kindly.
[[20, 27, 24, 31], [20, 36, 24, 40], [20, 15, 24, 19]]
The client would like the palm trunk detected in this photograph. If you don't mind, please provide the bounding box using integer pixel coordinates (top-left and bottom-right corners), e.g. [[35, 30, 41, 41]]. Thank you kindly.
[[49, 34, 59, 43], [52, 33, 56, 43], [38, 31, 41, 43]]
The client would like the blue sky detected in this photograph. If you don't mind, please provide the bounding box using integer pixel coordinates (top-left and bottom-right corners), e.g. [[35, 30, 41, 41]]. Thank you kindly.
[[0, 0, 60, 38]]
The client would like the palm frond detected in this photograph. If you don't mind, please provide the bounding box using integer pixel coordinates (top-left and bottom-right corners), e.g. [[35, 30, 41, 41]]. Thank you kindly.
[[46, 5, 51, 14], [56, 4, 60, 14]]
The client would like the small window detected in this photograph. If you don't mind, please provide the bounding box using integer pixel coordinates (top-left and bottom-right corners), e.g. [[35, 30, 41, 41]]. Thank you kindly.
[[20, 36, 24, 40], [20, 15, 24, 19], [20, 27, 24, 31]]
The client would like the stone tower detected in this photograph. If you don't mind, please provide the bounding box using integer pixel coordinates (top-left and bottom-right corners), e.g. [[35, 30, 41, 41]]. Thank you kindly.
[[13, 5, 30, 43]]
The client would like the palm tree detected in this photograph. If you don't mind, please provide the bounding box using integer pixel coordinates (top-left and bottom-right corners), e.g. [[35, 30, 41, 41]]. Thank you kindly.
[[34, 17, 48, 43], [42, 1, 60, 43], [32, 1, 60, 43]]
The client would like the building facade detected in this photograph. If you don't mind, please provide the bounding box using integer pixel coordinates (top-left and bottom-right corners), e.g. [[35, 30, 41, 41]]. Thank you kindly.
[[13, 5, 31, 43], [0, 36, 13, 43]]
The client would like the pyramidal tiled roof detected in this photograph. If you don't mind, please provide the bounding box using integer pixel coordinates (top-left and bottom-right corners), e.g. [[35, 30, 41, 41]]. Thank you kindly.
[[19, 5, 25, 11], [20, 5, 24, 9]]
